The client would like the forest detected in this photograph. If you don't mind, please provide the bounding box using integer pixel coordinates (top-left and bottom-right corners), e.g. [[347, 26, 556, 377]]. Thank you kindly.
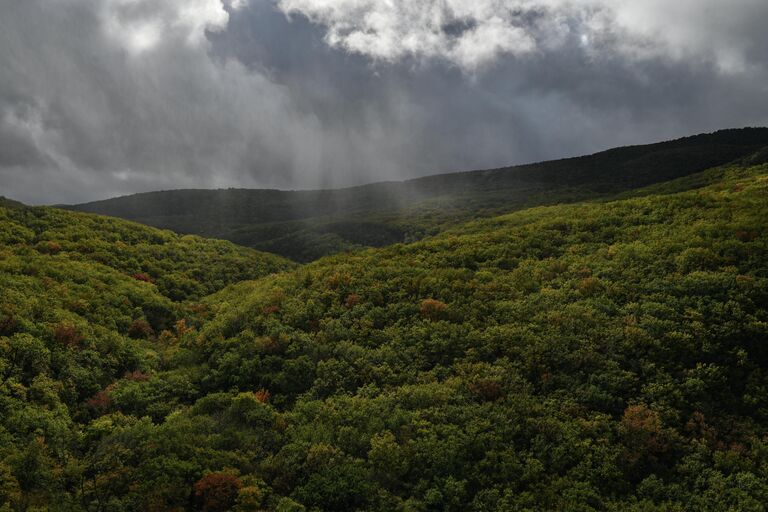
[[1, 149, 768, 510]]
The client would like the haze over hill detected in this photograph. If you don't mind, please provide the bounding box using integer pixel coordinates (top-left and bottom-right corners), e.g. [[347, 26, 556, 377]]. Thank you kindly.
[[69, 128, 768, 261]]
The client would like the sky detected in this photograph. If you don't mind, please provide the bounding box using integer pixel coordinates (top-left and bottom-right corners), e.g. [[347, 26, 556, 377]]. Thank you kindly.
[[1, 0, 767, 204]]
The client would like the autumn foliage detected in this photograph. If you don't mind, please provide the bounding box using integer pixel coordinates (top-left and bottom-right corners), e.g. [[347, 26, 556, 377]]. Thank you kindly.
[[263, 305, 281, 316], [53, 322, 83, 348], [419, 298, 447, 320], [620, 404, 673, 477], [85, 390, 112, 412], [128, 319, 154, 339], [344, 293, 361, 308], [193, 473, 242, 512], [254, 389, 271, 403], [45, 241, 62, 254], [0, 312, 18, 336], [131, 272, 152, 283], [124, 370, 151, 382]]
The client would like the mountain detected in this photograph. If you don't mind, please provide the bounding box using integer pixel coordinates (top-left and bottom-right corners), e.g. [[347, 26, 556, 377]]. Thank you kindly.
[[68, 127, 768, 261], [3, 152, 768, 510]]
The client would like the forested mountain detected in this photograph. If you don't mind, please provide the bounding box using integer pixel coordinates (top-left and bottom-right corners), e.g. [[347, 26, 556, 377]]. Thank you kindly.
[[68, 128, 768, 262], [2, 150, 768, 510]]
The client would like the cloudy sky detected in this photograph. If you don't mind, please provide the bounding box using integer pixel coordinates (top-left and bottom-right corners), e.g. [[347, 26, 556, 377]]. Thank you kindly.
[[1, 0, 767, 204]]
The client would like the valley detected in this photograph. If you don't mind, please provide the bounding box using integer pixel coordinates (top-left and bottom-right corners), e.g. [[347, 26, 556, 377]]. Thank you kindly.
[[1, 136, 767, 510]]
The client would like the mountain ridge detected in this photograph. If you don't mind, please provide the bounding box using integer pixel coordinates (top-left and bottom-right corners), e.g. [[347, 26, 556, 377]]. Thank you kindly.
[[68, 127, 768, 202], [65, 127, 768, 262]]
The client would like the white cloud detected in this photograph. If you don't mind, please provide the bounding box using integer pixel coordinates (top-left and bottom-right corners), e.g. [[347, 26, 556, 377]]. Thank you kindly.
[[229, 0, 248, 9], [101, 0, 244, 54], [277, 0, 767, 73], [278, 0, 555, 70]]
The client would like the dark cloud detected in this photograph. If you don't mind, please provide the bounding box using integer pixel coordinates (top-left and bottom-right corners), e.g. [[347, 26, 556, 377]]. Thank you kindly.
[[0, 0, 767, 205]]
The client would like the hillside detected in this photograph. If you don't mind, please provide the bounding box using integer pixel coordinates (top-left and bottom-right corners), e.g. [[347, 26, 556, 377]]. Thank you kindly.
[[0, 204, 297, 510], [4, 159, 767, 510], [0, 197, 24, 210], [68, 127, 768, 262], [0, 206, 294, 301]]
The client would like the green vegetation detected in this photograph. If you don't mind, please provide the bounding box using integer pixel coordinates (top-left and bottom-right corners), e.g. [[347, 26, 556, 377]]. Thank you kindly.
[[0, 207, 293, 301], [2, 144, 768, 510], [0, 198, 24, 211], [0, 206, 293, 510], [68, 128, 768, 262]]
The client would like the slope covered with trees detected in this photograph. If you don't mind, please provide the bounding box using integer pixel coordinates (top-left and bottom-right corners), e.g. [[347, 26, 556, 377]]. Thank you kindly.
[[0, 206, 293, 301], [0, 205, 294, 510], [3, 156, 767, 510], [68, 128, 768, 262]]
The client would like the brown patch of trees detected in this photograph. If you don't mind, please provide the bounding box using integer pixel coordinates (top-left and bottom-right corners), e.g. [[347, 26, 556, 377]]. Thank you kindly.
[[420, 299, 447, 321], [193, 473, 242, 512]]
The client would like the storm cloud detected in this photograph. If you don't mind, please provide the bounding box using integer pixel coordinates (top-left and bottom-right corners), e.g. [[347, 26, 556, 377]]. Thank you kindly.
[[1, 0, 767, 204]]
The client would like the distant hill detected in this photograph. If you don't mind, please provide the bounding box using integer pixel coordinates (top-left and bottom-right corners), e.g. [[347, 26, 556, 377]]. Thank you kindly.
[[68, 127, 768, 261], [0, 196, 24, 209]]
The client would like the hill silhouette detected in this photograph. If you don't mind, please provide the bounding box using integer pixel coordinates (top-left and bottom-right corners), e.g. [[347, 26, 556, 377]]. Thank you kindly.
[[68, 127, 768, 261]]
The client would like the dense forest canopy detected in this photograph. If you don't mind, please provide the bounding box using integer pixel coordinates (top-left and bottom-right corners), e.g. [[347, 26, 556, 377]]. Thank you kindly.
[[1, 141, 768, 510], [67, 128, 768, 262]]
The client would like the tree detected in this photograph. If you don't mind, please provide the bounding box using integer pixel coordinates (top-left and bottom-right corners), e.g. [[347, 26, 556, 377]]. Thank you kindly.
[[0, 334, 50, 386], [194, 472, 243, 512]]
